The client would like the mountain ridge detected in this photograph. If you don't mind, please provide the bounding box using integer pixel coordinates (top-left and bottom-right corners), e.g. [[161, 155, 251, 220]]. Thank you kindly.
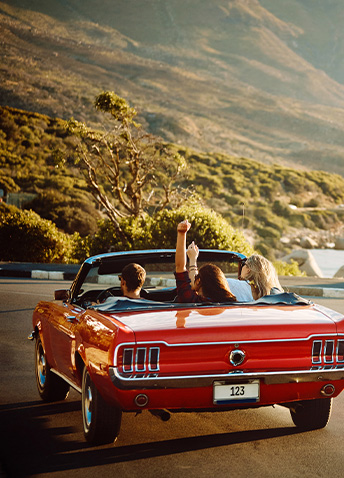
[[1, 0, 344, 175]]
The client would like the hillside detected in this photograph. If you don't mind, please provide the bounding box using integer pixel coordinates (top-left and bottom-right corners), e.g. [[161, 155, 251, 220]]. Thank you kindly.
[[1, 1, 344, 175], [2, 105, 344, 259]]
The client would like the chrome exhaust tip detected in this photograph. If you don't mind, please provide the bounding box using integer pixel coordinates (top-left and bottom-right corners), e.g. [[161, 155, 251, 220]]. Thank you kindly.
[[321, 384, 335, 397], [134, 394, 149, 407]]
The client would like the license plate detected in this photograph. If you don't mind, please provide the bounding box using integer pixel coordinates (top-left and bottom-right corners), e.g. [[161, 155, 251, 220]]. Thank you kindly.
[[213, 380, 260, 405]]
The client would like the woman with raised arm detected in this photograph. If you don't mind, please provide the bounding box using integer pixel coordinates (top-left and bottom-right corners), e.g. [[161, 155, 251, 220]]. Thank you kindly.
[[240, 254, 283, 300], [174, 220, 236, 303]]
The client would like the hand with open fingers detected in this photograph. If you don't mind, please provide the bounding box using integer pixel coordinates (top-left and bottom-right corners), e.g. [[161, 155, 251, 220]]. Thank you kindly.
[[177, 219, 191, 234]]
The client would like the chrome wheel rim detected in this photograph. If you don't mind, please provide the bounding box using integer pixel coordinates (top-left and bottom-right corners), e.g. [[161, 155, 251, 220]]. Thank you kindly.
[[37, 344, 46, 387], [83, 377, 93, 430]]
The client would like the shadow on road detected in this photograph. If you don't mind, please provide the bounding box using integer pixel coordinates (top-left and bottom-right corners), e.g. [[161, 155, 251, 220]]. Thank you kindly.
[[0, 399, 306, 477]]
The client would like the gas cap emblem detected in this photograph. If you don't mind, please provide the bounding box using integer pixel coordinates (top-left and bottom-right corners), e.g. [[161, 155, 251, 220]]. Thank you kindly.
[[229, 349, 245, 367]]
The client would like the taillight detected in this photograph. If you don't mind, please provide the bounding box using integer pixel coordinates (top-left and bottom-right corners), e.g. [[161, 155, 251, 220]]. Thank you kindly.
[[120, 346, 160, 374], [312, 339, 344, 365]]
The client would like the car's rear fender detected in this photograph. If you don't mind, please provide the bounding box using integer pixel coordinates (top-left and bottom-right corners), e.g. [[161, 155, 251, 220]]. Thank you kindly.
[[75, 311, 136, 404]]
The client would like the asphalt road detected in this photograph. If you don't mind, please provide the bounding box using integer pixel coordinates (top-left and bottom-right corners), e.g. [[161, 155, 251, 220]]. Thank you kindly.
[[1, 277, 344, 478]]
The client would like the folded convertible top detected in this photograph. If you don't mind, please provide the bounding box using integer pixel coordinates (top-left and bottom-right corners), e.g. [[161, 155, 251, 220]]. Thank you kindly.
[[90, 292, 312, 312]]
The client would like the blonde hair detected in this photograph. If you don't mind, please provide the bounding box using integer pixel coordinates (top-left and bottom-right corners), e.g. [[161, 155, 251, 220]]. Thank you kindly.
[[245, 254, 283, 299]]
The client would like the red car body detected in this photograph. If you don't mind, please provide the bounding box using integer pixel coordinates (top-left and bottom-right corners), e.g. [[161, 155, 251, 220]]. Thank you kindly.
[[31, 250, 344, 445]]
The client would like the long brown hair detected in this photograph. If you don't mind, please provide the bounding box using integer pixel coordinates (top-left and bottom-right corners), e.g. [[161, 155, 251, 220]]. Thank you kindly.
[[198, 264, 236, 302]]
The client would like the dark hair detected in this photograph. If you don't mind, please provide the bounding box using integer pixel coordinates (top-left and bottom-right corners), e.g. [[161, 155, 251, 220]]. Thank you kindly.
[[198, 264, 236, 302], [121, 263, 146, 292]]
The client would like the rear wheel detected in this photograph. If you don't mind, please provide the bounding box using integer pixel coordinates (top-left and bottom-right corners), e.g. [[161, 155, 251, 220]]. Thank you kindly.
[[35, 336, 70, 402], [82, 367, 122, 445], [290, 398, 332, 430]]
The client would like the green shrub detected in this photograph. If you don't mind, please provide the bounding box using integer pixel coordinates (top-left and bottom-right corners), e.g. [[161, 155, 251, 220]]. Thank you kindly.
[[288, 197, 303, 208], [89, 215, 153, 255], [272, 200, 291, 217], [69, 233, 91, 263], [148, 205, 255, 255], [304, 197, 321, 208], [308, 210, 338, 230], [89, 205, 254, 257], [0, 203, 76, 263], [288, 212, 313, 228], [255, 242, 269, 258], [252, 206, 286, 232], [273, 259, 305, 277], [281, 170, 309, 194], [255, 226, 281, 240], [259, 182, 278, 200], [24, 189, 100, 236]]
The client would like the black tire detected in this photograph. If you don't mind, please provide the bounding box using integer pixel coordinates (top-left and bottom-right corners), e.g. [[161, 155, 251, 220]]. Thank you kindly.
[[81, 366, 122, 445], [290, 398, 332, 430], [35, 336, 70, 402]]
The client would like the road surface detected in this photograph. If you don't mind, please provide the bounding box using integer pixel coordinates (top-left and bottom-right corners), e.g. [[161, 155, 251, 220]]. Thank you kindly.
[[1, 277, 344, 477]]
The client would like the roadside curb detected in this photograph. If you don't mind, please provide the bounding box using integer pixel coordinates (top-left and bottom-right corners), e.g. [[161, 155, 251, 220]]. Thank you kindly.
[[286, 286, 344, 298], [2, 266, 344, 298], [0, 268, 76, 281]]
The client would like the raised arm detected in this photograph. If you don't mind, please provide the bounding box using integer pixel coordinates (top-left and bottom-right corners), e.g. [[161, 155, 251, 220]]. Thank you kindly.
[[187, 241, 199, 287], [175, 220, 191, 273]]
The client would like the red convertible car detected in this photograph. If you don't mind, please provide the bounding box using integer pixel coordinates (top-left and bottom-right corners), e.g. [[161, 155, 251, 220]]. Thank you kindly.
[[30, 250, 344, 445]]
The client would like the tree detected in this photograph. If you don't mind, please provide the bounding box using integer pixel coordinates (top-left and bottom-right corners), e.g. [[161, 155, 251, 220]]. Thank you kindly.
[[65, 92, 193, 238]]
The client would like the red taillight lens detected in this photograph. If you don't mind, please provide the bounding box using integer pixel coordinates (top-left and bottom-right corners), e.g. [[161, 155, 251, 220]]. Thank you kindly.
[[312, 340, 322, 364], [136, 348, 146, 372], [149, 347, 160, 371], [120, 346, 160, 374], [324, 340, 334, 363], [123, 348, 134, 372]]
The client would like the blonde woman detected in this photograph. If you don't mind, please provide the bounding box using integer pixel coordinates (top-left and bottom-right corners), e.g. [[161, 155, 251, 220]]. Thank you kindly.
[[240, 254, 283, 300]]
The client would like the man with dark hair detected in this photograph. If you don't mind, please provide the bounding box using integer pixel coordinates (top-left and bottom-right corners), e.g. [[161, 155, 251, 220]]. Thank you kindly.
[[120, 263, 146, 299]]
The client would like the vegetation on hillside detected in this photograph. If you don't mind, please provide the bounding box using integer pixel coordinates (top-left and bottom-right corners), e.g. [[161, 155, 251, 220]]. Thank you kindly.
[[177, 147, 344, 256], [0, 105, 101, 236], [2, 103, 344, 261]]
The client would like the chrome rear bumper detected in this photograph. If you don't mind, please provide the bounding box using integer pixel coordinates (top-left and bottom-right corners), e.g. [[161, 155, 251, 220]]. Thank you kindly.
[[109, 366, 344, 390]]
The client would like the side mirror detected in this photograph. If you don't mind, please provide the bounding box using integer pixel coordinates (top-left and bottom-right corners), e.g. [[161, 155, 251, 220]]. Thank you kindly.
[[55, 289, 70, 301]]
